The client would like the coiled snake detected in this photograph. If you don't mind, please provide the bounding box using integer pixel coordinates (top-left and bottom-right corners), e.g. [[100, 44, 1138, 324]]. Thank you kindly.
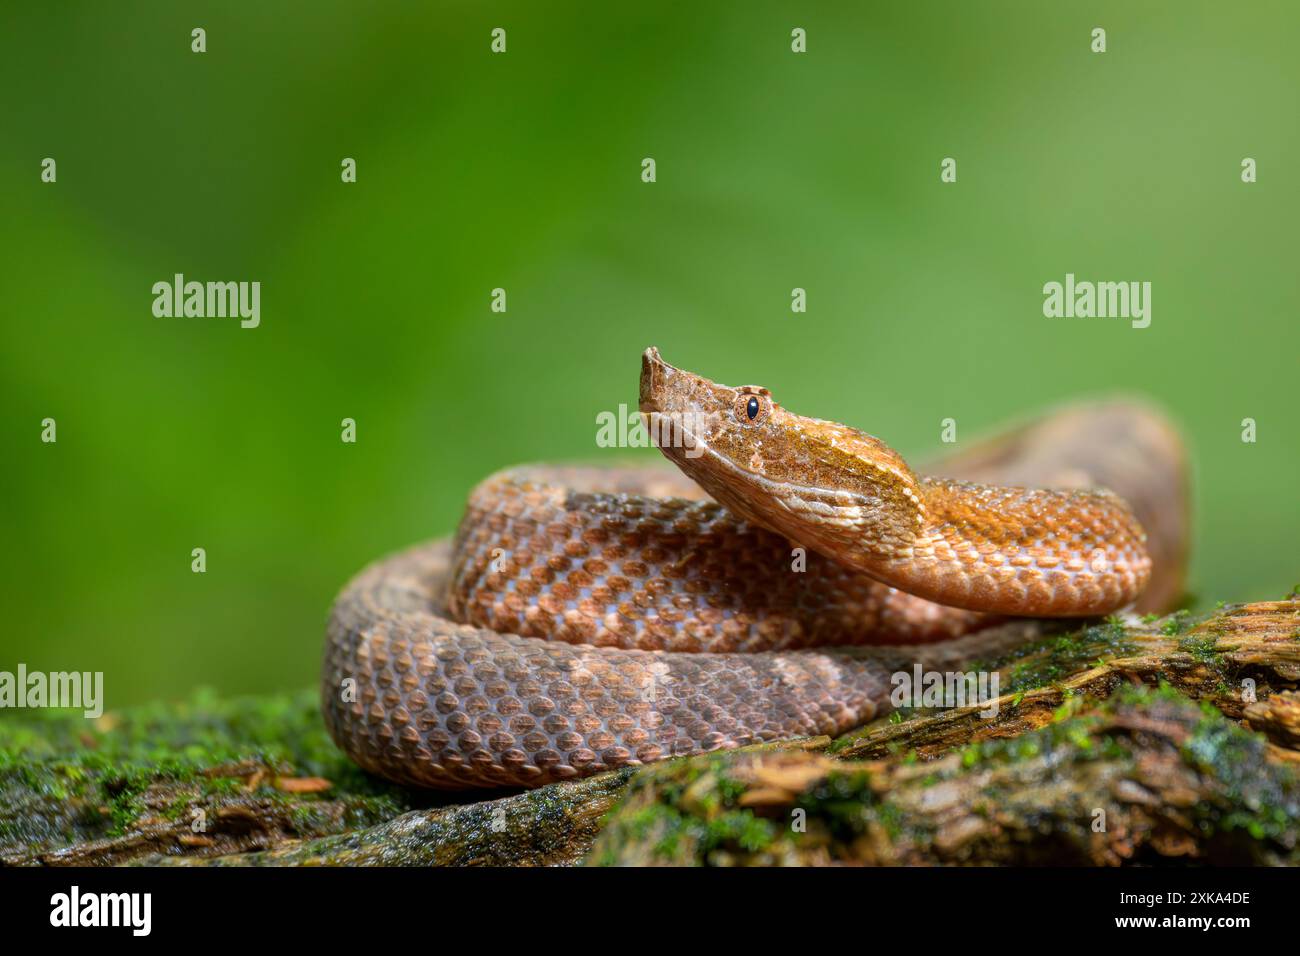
[[323, 349, 1187, 789]]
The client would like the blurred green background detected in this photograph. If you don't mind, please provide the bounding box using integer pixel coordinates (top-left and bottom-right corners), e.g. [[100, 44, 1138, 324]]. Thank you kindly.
[[2, 2, 1296, 707]]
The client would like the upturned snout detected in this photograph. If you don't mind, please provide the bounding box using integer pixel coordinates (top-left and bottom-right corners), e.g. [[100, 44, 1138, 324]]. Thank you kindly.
[[639, 346, 676, 414]]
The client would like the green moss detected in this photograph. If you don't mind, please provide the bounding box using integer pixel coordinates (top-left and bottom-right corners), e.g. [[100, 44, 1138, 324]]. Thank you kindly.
[[995, 621, 1138, 694], [952, 693, 1118, 773], [1180, 699, 1297, 843], [706, 810, 776, 852], [799, 769, 876, 836], [0, 688, 411, 858], [603, 786, 777, 863], [595, 751, 899, 864], [714, 771, 748, 806], [1177, 634, 1223, 666]]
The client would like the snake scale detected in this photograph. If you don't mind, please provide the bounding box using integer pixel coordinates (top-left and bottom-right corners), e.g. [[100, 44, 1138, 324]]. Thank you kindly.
[[323, 348, 1187, 790]]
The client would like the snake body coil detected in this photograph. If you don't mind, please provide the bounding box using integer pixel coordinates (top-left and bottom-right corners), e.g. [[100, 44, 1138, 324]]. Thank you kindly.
[[323, 349, 1187, 789]]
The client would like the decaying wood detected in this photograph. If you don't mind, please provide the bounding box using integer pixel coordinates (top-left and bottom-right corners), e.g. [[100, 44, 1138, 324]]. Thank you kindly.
[[146, 739, 831, 867], [588, 686, 1300, 865], [146, 767, 639, 867], [835, 599, 1300, 762]]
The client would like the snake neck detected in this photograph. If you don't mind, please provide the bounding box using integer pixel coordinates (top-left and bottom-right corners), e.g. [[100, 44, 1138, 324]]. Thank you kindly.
[[856, 477, 1151, 616], [689, 461, 1150, 617]]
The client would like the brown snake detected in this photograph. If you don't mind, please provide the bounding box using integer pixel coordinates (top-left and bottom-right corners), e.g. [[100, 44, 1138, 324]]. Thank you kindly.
[[323, 348, 1188, 790]]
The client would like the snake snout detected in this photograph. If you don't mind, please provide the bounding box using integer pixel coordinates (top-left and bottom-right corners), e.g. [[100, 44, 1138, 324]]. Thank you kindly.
[[640, 346, 669, 413]]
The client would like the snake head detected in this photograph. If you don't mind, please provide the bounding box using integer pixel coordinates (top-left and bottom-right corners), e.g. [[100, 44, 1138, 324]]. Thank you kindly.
[[639, 347, 925, 565]]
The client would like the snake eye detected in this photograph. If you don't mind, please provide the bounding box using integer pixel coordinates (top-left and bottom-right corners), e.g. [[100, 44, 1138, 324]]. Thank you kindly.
[[733, 391, 770, 425]]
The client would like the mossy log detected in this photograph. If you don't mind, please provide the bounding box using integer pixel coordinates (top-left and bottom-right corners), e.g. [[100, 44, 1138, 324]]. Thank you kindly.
[[588, 685, 1300, 865], [148, 739, 827, 867], [1, 599, 1296, 866], [833, 599, 1300, 763], [0, 691, 411, 866], [149, 765, 640, 866]]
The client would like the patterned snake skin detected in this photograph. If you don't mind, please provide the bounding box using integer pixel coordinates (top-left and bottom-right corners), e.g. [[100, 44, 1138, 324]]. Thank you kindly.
[[323, 349, 1188, 790]]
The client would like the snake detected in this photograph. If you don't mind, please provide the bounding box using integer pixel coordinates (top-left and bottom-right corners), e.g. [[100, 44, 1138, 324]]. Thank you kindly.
[[323, 348, 1188, 790]]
